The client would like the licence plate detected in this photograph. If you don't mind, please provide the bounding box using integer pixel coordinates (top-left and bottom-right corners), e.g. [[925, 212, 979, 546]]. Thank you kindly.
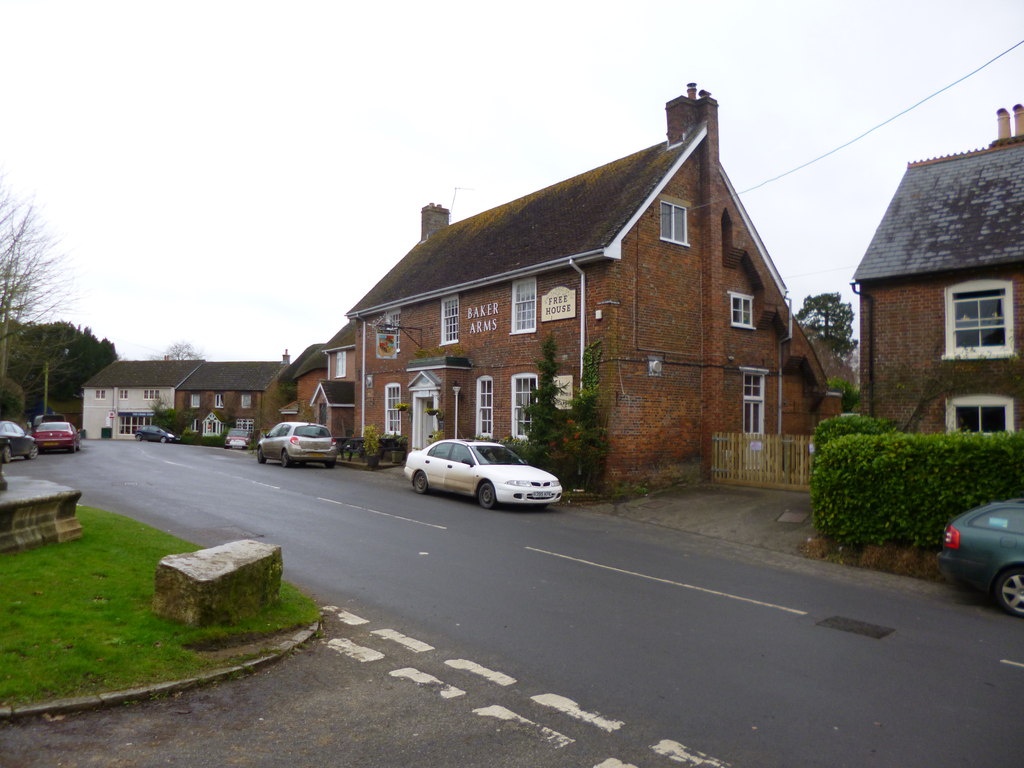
[[531, 492, 555, 499], [308, 452, 326, 458], [43, 441, 60, 447]]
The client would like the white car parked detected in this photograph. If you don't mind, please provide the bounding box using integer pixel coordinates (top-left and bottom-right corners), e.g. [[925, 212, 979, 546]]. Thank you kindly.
[[404, 439, 562, 509]]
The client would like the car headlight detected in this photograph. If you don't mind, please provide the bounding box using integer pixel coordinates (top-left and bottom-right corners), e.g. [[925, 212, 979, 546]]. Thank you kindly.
[[504, 480, 534, 487]]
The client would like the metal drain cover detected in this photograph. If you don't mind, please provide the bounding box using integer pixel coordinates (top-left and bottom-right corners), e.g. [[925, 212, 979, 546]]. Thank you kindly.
[[816, 616, 894, 639]]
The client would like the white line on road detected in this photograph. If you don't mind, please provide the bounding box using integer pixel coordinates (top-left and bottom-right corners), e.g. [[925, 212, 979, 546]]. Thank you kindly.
[[651, 739, 732, 766], [526, 547, 808, 616], [252, 481, 280, 489], [473, 705, 574, 749], [371, 629, 435, 653], [389, 667, 466, 698], [1001, 659, 1024, 669], [594, 760, 639, 768], [531, 693, 624, 732], [326, 638, 384, 663], [445, 659, 516, 686], [321, 606, 370, 625], [317, 497, 447, 530]]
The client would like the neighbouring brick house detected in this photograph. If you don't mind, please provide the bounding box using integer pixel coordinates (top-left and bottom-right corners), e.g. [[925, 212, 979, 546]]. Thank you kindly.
[[853, 103, 1024, 433], [346, 85, 837, 486], [310, 322, 357, 436], [82, 360, 203, 439], [174, 360, 287, 437], [277, 343, 327, 420]]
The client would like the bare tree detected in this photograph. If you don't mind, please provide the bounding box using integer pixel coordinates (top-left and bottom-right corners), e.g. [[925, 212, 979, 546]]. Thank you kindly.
[[153, 341, 205, 360], [0, 175, 73, 416]]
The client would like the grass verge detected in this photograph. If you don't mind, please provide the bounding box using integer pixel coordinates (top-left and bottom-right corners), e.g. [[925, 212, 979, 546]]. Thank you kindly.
[[0, 506, 320, 707]]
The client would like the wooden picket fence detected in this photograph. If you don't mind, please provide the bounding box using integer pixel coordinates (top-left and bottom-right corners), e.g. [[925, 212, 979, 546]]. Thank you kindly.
[[711, 433, 813, 491]]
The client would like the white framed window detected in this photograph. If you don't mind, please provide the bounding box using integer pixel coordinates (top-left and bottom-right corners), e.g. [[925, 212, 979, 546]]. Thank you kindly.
[[385, 383, 402, 434], [512, 374, 537, 439], [191, 418, 200, 432], [334, 350, 347, 378], [236, 418, 255, 432], [118, 414, 151, 435], [729, 292, 755, 329], [190, 393, 200, 408], [203, 412, 223, 436], [512, 278, 537, 334], [742, 369, 766, 434], [119, 389, 128, 400], [241, 393, 252, 408], [94, 389, 106, 400], [143, 389, 158, 400], [441, 295, 459, 345], [214, 393, 224, 408], [945, 279, 1014, 359], [947, 394, 1014, 434], [476, 377, 493, 437], [660, 201, 688, 245]]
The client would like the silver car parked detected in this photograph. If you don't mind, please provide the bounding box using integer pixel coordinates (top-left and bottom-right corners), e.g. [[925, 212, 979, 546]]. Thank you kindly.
[[256, 422, 337, 468]]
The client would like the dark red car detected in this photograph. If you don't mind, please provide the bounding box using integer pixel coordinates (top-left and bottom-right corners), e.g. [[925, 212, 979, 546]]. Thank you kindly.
[[31, 421, 81, 454]]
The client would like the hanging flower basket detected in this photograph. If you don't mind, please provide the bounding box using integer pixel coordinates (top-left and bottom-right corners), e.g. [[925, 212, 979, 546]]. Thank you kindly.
[[395, 403, 410, 412]]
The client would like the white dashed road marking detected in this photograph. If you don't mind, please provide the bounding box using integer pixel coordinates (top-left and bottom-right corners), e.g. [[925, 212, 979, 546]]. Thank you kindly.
[[651, 739, 732, 766], [527, 546, 808, 616], [389, 667, 466, 698], [317, 497, 448, 529], [322, 605, 370, 626], [326, 638, 384, 663], [531, 693, 624, 732], [445, 659, 516, 686], [371, 629, 435, 653], [1001, 659, 1024, 669], [473, 705, 574, 749], [594, 760, 639, 768]]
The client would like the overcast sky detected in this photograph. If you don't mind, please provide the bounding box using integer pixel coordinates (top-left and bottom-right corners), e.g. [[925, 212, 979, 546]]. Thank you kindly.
[[2, 1, 1021, 362]]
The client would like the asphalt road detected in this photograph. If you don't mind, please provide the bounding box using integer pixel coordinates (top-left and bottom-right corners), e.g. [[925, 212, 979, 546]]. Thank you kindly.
[[2, 440, 1022, 767]]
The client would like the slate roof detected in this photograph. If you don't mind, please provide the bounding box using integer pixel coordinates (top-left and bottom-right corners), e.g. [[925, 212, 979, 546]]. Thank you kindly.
[[177, 361, 285, 391], [83, 360, 204, 388], [349, 141, 689, 314], [855, 139, 1024, 282], [315, 380, 355, 405]]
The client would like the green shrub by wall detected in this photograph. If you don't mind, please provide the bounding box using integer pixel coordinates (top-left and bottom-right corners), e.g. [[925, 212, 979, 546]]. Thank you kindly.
[[201, 435, 225, 448], [813, 414, 895, 451], [811, 431, 1024, 547]]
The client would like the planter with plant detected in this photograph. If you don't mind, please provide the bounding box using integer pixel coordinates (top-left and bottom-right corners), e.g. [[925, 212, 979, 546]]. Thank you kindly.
[[362, 424, 381, 468]]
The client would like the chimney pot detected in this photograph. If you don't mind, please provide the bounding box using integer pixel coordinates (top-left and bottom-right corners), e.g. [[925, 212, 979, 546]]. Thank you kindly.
[[282, 349, 290, 365], [687, 82, 697, 99], [997, 108, 1011, 140], [1014, 104, 1024, 137]]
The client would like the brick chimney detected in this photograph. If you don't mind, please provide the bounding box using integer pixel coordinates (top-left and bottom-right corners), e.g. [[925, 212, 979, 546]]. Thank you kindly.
[[421, 203, 450, 242], [665, 83, 719, 148], [282, 349, 290, 365]]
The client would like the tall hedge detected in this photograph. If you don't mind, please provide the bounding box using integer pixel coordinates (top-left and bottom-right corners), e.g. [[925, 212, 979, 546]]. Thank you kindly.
[[811, 431, 1024, 548]]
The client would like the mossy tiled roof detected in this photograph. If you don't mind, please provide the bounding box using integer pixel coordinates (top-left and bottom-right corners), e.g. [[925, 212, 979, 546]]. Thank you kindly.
[[177, 361, 285, 391], [83, 360, 204, 388], [350, 141, 687, 314]]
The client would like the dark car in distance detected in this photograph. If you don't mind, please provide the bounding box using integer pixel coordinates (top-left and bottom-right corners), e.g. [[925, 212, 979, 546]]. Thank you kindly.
[[938, 499, 1024, 618], [31, 421, 81, 453], [135, 425, 180, 443], [0, 420, 37, 462]]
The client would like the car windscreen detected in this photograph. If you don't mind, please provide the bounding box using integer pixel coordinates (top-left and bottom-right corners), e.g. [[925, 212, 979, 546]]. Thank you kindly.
[[470, 445, 528, 466], [294, 425, 331, 438], [37, 422, 71, 431]]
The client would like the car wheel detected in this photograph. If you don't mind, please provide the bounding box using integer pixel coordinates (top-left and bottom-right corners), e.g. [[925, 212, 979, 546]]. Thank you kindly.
[[0, 445, 9, 463], [324, 460, 336, 469], [477, 481, 497, 509], [26, 444, 38, 460], [160, 436, 168, 443], [412, 470, 429, 494], [995, 568, 1024, 618], [256, 447, 267, 464], [281, 450, 293, 468], [135, 434, 143, 441]]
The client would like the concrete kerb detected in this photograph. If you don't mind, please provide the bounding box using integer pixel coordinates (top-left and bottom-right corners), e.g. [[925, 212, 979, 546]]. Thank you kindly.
[[0, 620, 321, 722]]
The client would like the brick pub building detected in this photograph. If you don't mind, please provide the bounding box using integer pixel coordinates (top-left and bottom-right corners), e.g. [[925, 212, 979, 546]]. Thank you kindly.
[[348, 85, 837, 487]]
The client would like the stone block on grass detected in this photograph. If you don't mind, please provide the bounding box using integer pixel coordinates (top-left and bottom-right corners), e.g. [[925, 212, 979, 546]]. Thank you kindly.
[[153, 540, 282, 627]]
